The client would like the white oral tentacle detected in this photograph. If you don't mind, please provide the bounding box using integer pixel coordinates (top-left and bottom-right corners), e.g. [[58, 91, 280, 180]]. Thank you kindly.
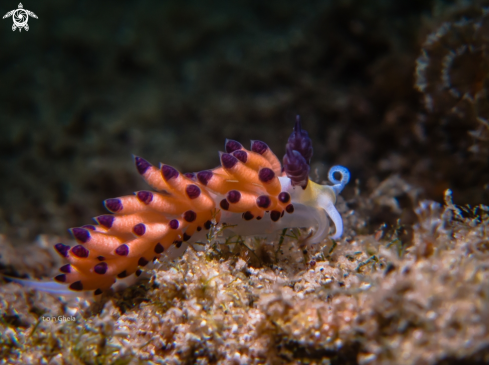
[[318, 193, 343, 239]]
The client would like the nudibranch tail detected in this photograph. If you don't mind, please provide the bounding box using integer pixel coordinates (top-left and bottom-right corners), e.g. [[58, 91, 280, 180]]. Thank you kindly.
[[43, 116, 349, 294]]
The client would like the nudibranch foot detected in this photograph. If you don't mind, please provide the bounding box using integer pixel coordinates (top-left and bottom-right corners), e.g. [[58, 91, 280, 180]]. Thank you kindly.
[[37, 116, 351, 294]]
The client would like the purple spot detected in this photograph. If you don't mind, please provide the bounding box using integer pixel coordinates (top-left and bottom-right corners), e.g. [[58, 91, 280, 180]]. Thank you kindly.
[[169, 219, 179, 229], [220, 199, 230, 210], [256, 216, 262, 220], [115, 244, 129, 256], [184, 210, 196, 222], [105, 198, 123, 213], [225, 139, 243, 153], [133, 223, 146, 236], [259, 168, 275, 183], [60, 264, 71, 273], [251, 140, 268, 155], [270, 210, 281, 222], [154, 243, 164, 253], [256, 195, 271, 209], [221, 153, 238, 169], [243, 211, 254, 221], [197, 170, 213, 185], [286, 204, 294, 213], [94, 289, 103, 295], [204, 220, 212, 230], [135, 269, 142, 277], [94, 262, 108, 275], [137, 191, 153, 205], [227, 190, 241, 203], [97, 215, 114, 229], [184, 172, 196, 180], [183, 233, 191, 241], [162, 165, 179, 181], [232, 150, 248, 163], [71, 228, 90, 243], [186, 184, 201, 199], [82, 225, 96, 231], [69, 281, 83, 291], [54, 243, 70, 258], [138, 257, 149, 266], [72, 245, 89, 258], [174, 240, 183, 248], [54, 274, 66, 283], [135, 156, 152, 175], [117, 270, 127, 278], [97, 256, 105, 261], [278, 192, 291, 204]]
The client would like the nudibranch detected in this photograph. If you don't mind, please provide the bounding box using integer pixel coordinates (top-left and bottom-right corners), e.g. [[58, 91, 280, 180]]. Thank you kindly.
[[48, 116, 350, 294]]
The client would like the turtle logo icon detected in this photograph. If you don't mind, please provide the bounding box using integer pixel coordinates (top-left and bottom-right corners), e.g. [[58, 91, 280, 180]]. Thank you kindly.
[[3, 3, 37, 32]]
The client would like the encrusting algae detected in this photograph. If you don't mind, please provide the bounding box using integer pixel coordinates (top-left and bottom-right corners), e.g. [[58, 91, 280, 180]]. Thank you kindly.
[[1, 181, 489, 364]]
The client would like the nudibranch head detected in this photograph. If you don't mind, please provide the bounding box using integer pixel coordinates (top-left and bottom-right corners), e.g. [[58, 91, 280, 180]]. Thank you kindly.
[[47, 116, 350, 294]]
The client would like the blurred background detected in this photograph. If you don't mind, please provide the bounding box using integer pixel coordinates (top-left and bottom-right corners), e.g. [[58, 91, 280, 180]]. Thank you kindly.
[[1, 0, 488, 243]]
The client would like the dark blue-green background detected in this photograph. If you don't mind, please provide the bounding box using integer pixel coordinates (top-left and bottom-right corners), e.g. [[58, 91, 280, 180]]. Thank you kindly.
[[1, 0, 487, 242]]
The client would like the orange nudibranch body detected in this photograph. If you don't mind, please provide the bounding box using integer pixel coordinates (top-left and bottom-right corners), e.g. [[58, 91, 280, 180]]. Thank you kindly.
[[50, 117, 350, 294]]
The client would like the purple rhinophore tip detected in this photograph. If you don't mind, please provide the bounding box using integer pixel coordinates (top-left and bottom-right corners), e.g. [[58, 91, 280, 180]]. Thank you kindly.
[[94, 262, 108, 275], [60, 264, 71, 273], [227, 190, 241, 203], [220, 199, 230, 210], [94, 289, 103, 295], [54, 274, 66, 283], [117, 270, 127, 278], [186, 184, 201, 199], [133, 223, 146, 236], [243, 211, 254, 221], [184, 172, 196, 181], [225, 139, 243, 153], [221, 153, 238, 169], [278, 192, 290, 203], [256, 195, 271, 209], [105, 198, 123, 213], [135, 156, 152, 175], [115, 244, 129, 256], [251, 140, 268, 155], [270, 210, 281, 222], [258, 168, 275, 183], [233, 150, 248, 163], [137, 191, 153, 205], [183, 233, 191, 241], [204, 220, 212, 230], [97, 215, 114, 229], [162, 165, 179, 181], [286, 204, 294, 213], [69, 281, 84, 291], [169, 219, 179, 229], [54, 243, 70, 258], [283, 115, 313, 188], [184, 210, 196, 222], [71, 228, 90, 243], [197, 170, 213, 185], [72, 245, 89, 258], [154, 243, 164, 254], [138, 257, 149, 266], [82, 225, 96, 231]]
